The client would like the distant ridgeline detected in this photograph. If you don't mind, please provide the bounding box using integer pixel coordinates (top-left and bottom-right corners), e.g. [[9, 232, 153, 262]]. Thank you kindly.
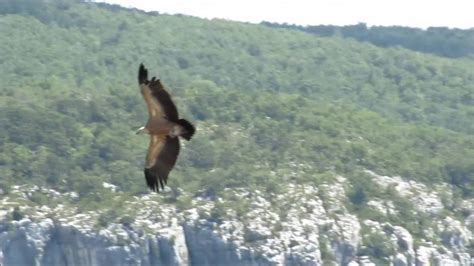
[[261, 22, 474, 58], [0, 0, 156, 28], [2, 0, 473, 58]]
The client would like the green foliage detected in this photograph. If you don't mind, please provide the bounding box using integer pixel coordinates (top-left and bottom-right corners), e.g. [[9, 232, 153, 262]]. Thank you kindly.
[[0, 181, 11, 195], [175, 194, 194, 211], [348, 185, 367, 206], [0, 0, 473, 212], [11, 206, 24, 221], [359, 226, 396, 263], [319, 236, 335, 263], [119, 215, 134, 227], [97, 209, 118, 228], [28, 191, 50, 205], [263, 22, 474, 58], [210, 201, 226, 224]]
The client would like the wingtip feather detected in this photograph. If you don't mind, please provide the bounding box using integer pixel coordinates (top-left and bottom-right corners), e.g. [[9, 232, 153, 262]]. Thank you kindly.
[[144, 168, 159, 192], [144, 167, 169, 193], [138, 64, 148, 84]]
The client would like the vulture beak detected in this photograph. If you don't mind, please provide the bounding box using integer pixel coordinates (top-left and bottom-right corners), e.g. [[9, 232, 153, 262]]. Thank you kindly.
[[135, 126, 147, 135]]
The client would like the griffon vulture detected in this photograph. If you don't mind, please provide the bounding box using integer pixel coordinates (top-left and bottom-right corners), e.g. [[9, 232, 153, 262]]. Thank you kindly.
[[136, 64, 195, 192]]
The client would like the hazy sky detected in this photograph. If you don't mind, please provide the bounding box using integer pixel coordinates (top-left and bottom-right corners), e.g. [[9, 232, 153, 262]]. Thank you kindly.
[[97, 0, 473, 29]]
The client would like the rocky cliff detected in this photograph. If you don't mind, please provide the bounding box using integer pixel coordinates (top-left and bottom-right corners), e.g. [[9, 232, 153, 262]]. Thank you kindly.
[[1, 171, 472, 265]]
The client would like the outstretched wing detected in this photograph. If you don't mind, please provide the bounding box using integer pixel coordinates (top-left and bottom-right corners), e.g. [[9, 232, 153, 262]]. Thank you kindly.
[[138, 64, 179, 120], [144, 135, 180, 192], [138, 64, 163, 118]]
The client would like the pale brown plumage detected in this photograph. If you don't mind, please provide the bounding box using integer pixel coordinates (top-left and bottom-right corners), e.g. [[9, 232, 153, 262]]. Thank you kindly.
[[138, 64, 195, 192]]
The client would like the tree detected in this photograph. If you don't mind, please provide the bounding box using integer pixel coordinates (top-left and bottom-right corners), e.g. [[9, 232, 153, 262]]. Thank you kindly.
[[12, 206, 24, 221]]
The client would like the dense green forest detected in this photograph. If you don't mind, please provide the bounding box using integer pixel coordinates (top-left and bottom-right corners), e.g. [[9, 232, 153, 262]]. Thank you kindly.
[[0, 0, 473, 206], [262, 22, 474, 59]]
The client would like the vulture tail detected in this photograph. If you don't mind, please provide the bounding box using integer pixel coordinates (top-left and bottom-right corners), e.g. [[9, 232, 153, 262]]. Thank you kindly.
[[177, 119, 195, 141]]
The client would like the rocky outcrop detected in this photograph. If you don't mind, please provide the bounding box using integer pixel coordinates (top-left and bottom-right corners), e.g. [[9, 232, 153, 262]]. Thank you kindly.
[[2, 219, 152, 266], [0, 173, 472, 266]]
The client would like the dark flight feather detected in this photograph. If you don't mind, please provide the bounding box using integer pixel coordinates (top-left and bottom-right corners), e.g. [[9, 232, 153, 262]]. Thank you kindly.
[[138, 64, 179, 121], [138, 64, 148, 84], [144, 137, 180, 192]]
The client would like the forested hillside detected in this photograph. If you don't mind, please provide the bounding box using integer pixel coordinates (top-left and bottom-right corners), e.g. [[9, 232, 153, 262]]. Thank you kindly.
[[262, 22, 474, 59], [1, 1, 473, 264], [0, 0, 473, 202]]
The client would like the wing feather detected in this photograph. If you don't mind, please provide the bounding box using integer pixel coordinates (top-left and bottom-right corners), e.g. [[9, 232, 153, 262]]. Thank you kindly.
[[148, 79, 179, 121], [144, 136, 180, 192], [139, 65, 165, 118], [140, 84, 165, 118], [138, 64, 178, 121]]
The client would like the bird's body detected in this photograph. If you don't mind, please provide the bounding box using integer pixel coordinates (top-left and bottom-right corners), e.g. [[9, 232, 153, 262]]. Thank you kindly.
[[143, 117, 178, 135], [137, 64, 195, 192]]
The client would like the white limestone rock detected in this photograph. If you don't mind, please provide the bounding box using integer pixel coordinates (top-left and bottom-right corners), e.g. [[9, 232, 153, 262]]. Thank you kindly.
[[393, 226, 413, 252], [439, 216, 471, 249], [415, 245, 437, 266], [365, 170, 444, 215], [394, 253, 408, 266], [0, 180, 472, 266]]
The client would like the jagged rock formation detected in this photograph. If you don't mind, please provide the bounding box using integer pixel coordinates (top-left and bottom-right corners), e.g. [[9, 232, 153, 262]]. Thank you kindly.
[[0, 172, 472, 265]]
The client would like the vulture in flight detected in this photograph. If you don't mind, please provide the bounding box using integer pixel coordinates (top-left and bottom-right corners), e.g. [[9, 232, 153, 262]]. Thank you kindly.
[[136, 64, 195, 192]]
